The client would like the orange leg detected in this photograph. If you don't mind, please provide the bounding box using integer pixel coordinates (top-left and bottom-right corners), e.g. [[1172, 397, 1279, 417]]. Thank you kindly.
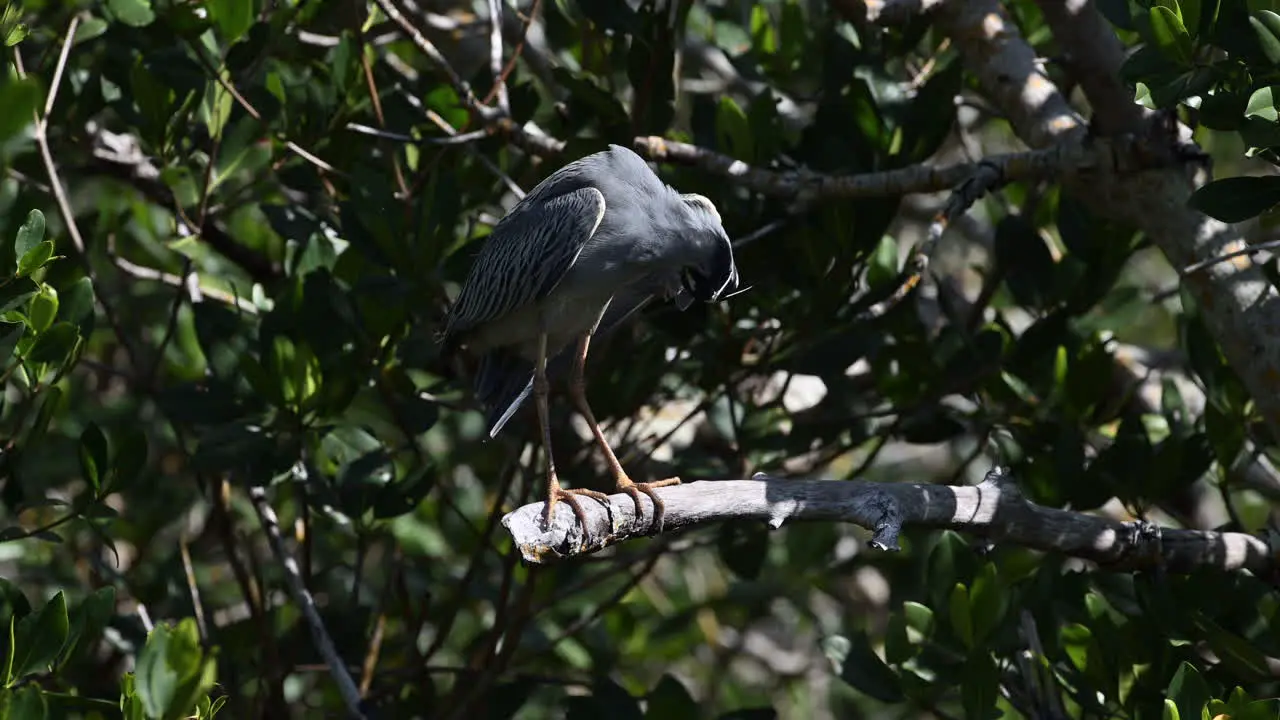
[[569, 332, 681, 534], [534, 332, 610, 547]]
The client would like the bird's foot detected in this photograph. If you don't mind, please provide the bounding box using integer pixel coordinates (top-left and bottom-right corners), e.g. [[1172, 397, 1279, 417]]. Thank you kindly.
[[543, 486, 614, 551], [616, 475, 681, 534]]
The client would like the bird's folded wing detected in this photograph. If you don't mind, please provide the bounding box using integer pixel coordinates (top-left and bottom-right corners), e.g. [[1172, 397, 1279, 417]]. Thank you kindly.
[[444, 186, 606, 339]]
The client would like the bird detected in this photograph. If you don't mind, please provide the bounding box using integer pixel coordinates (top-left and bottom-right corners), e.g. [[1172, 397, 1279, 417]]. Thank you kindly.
[[439, 143, 741, 545]]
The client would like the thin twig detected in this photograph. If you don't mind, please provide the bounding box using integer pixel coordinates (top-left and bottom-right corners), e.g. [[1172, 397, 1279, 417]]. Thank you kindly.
[[486, 0, 510, 114], [484, 0, 542, 105], [111, 255, 259, 313], [249, 479, 368, 720], [41, 13, 77, 120], [344, 122, 489, 146], [148, 257, 192, 386], [1183, 238, 1280, 275], [732, 218, 789, 249], [179, 537, 210, 643], [359, 611, 386, 696]]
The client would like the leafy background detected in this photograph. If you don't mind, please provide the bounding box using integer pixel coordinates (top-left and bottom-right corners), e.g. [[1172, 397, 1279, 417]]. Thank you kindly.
[[1, 0, 1280, 718]]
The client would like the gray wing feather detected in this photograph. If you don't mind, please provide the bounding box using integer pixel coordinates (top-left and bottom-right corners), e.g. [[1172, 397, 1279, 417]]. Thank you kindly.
[[444, 186, 606, 338]]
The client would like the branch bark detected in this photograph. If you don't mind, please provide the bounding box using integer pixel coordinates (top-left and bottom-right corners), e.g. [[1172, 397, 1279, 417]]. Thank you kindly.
[[925, 0, 1280, 442], [502, 467, 1275, 575]]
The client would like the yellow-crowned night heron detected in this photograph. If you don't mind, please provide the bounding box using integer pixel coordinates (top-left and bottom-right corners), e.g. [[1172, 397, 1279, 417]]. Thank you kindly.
[[441, 144, 740, 540]]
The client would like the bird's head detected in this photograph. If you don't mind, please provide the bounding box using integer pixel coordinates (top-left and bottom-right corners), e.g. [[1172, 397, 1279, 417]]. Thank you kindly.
[[676, 193, 740, 306]]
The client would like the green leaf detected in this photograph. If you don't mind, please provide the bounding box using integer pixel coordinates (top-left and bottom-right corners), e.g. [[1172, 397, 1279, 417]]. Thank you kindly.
[[10, 591, 69, 680], [1188, 175, 1280, 222], [2, 616, 12, 685], [8, 685, 46, 720], [371, 465, 435, 519], [3, 23, 27, 48], [897, 58, 964, 163], [0, 77, 37, 142], [968, 562, 1006, 645], [715, 95, 754, 162], [750, 5, 777, 55], [208, 0, 253, 44], [717, 521, 768, 579], [567, 677, 643, 720], [135, 623, 178, 718], [1245, 86, 1280, 122], [902, 601, 935, 638], [16, 241, 53, 277], [0, 277, 38, 313], [868, 235, 899, 289], [644, 674, 697, 719], [1060, 623, 1095, 673], [108, 0, 155, 27], [0, 321, 23, 363], [1199, 90, 1247, 130], [27, 287, 56, 335], [1167, 661, 1210, 720], [552, 69, 628, 129], [1252, 11, 1280, 64], [831, 631, 905, 703], [24, 386, 61, 448], [14, 210, 45, 259], [1149, 5, 1194, 64], [948, 582, 974, 648], [73, 16, 108, 45], [26, 321, 78, 365], [57, 276, 95, 330], [78, 423, 109, 492], [994, 213, 1056, 310], [111, 427, 148, 491], [883, 612, 913, 665], [485, 679, 536, 720], [163, 619, 217, 719], [1181, 0, 1202, 34], [960, 653, 999, 719], [56, 586, 115, 669], [1192, 614, 1273, 680]]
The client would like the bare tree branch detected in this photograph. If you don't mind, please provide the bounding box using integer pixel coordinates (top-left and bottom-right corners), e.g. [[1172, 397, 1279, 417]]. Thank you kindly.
[[930, 0, 1280, 443], [486, 0, 510, 115], [501, 467, 1275, 575], [1032, 0, 1146, 135]]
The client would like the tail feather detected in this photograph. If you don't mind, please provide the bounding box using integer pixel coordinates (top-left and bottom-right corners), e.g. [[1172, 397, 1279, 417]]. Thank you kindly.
[[475, 349, 536, 438]]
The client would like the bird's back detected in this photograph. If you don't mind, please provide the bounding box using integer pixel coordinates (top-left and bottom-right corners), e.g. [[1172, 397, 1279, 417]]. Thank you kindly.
[[442, 145, 672, 343]]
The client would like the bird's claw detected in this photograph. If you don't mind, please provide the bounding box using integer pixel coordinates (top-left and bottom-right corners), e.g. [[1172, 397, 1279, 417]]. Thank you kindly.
[[543, 486, 614, 552], [619, 476, 681, 535]]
